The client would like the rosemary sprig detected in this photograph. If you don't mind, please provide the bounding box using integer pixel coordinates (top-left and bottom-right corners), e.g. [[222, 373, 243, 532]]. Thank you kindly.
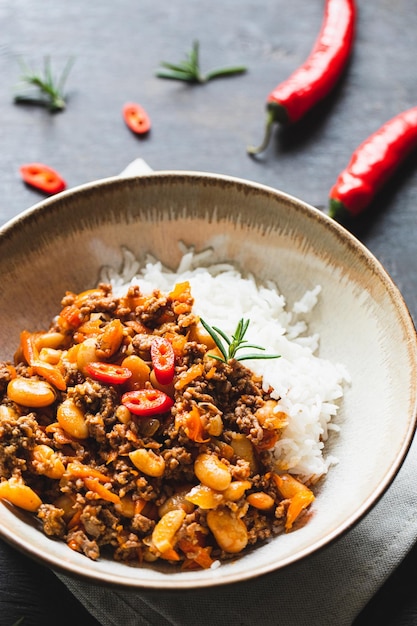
[[156, 40, 247, 84], [200, 317, 281, 364], [14, 56, 75, 112]]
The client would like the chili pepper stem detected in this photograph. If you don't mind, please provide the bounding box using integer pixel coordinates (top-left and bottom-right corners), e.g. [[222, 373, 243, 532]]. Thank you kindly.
[[328, 198, 349, 221], [247, 109, 276, 156], [247, 103, 288, 155]]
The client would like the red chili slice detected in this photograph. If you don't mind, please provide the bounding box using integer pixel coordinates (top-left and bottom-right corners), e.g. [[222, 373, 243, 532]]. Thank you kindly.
[[122, 388, 174, 417], [85, 362, 132, 385], [19, 163, 67, 194], [122, 102, 151, 135], [150, 337, 175, 385]]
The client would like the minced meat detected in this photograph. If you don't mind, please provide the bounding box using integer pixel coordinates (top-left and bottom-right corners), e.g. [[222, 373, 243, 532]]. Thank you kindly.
[[0, 281, 314, 569]]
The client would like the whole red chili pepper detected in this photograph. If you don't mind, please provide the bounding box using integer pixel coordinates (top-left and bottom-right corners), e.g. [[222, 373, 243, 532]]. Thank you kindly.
[[329, 106, 417, 220], [248, 0, 356, 155]]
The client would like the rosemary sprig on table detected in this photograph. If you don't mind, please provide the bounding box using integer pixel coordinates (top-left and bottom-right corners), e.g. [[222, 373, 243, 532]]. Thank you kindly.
[[200, 317, 281, 363], [14, 56, 75, 112], [156, 40, 247, 84]]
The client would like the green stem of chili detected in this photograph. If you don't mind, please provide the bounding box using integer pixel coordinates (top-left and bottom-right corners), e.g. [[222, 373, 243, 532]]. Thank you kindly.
[[247, 104, 289, 156], [328, 198, 350, 222]]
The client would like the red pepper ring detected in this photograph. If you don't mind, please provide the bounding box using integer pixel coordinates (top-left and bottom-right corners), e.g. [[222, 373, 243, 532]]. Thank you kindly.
[[85, 362, 132, 385], [150, 336, 175, 385], [122, 388, 174, 417], [122, 102, 151, 135], [19, 163, 67, 194]]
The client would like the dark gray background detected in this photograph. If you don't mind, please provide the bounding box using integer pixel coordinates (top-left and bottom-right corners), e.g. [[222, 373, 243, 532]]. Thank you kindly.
[[1, 1, 416, 312], [0, 1, 416, 624]]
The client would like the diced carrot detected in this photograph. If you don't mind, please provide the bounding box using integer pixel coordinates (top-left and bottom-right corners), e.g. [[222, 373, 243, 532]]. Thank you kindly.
[[68, 539, 81, 552], [272, 473, 315, 530], [169, 281, 191, 301], [134, 499, 147, 515], [66, 462, 110, 483], [67, 508, 82, 530], [119, 295, 147, 312], [32, 360, 67, 391], [164, 332, 188, 357], [84, 477, 121, 505], [205, 365, 217, 380], [178, 538, 214, 569], [254, 429, 279, 450], [183, 406, 209, 443], [65, 344, 80, 362], [169, 281, 193, 315], [173, 303, 190, 315], [74, 289, 106, 307], [57, 304, 84, 330], [6, 364, 17, 379], [20, 330, 39, 365], [75, 318, 103, 337], [160, 548, 181, 561], [176, 363, 204, 390]]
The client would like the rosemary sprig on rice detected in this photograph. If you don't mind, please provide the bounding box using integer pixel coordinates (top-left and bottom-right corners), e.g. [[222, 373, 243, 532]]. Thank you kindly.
[[200, 317, 281, 364]]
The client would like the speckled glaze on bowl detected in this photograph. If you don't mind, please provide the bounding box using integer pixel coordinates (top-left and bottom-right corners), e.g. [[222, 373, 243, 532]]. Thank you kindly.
[[0, 171, 416, 589]]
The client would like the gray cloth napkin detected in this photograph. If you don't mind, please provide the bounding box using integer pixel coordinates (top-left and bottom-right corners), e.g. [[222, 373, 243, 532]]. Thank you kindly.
[[57, 434, 417, 626], [56, 160, 417, 625]]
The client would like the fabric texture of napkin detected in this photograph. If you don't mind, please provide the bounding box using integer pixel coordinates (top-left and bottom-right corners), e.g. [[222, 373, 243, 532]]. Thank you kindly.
[[56, 160, 417, 626]]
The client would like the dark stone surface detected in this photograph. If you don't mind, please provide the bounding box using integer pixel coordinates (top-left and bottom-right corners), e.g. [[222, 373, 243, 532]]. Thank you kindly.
[[0, 1, 417, 623]]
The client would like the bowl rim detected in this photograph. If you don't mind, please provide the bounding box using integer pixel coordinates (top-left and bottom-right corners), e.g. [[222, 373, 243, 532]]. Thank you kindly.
[[0, 169, 417, 588]]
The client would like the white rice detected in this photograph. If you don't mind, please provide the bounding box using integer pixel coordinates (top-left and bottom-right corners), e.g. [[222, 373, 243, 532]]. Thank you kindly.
[[101, 245, 350, 482]]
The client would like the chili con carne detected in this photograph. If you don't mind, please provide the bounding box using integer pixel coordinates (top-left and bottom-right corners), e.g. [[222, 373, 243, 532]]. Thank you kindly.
[[150, 337, 175, 385], [85, 362, 132, 385], [122, 102, 151, 135], [247, 0, 356, 155], [122, 388, 174, 417], [19, 163, 66, 194], [329, 106, 417, 220]]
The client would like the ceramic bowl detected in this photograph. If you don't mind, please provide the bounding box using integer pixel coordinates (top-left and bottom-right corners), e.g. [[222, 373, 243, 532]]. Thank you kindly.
[[0, 171, 416, 589]]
